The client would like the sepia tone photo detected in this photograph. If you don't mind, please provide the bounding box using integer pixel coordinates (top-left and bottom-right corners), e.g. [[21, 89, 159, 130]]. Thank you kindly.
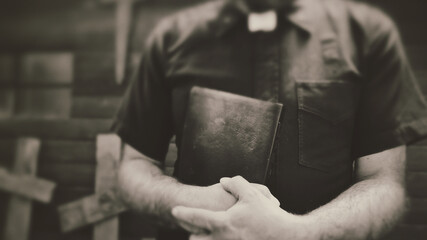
[[0, 0, 426, 239]]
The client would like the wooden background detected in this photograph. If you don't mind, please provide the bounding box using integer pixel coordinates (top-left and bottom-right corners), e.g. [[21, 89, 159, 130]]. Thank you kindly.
[[0, 0, 425, 239]]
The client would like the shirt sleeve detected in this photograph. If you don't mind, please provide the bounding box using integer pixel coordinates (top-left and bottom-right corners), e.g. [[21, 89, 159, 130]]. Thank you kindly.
[[352, 12, 427, 158], [111, 23, 174, 161]]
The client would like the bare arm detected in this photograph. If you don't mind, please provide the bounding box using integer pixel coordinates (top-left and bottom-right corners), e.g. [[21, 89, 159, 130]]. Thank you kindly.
[[117, 144, 237, 223], [172, 146, 407, 240], [304, 145, 407, 239]]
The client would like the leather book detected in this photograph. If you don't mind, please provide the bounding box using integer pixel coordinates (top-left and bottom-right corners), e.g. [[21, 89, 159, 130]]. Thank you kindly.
[[177, 87, 283, 186]]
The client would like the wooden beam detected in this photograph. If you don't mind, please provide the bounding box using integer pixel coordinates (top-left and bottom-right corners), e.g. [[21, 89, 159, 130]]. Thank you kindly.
[[115, 0, 134, 84], [407, 172, 427, 198], [385, 224, 427, 240], [39, 163, 95, 187], [58, 189, 126, 233], [0, 119, 112, 140], [72, 96, 122, 119], [3, 138, 40, 240], [407, 146, 427, 172], [40, 140, 95, 164], [0, 167, 56, 203], [165, 143, 177, 168], [93, 134, 122, 240], [404, 198, 427, 224]]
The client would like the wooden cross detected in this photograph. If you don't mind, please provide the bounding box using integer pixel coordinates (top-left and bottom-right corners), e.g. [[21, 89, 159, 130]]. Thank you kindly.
[[58, 134, 126, 239], [58, 134, 177, 237], [99, 0, 142, 84], [1, 138, 56, 240]]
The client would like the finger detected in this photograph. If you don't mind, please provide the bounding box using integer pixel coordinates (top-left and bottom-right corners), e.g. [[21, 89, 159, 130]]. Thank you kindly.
[[172, 206, 224, 231], [251, 184, 281, 206], [190, 234, 213, 240], [220, 176, 259, 200], [251, 183, 271, 197], [176, 221, 209, 235]]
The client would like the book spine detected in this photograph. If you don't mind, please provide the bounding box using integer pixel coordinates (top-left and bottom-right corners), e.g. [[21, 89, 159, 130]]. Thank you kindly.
[[263, 108, 283, 186]]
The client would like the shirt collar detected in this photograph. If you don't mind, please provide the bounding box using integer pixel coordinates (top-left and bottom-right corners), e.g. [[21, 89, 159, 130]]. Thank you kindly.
[[212, 0, 315, 37]]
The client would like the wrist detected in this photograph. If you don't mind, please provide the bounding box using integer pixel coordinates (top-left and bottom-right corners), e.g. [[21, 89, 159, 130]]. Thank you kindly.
[[276, 213, 320, 240]]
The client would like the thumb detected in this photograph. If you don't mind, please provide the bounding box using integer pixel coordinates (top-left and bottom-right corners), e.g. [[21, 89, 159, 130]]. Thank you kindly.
[[172, 206, 224, 231], [220, 176, 259, 200]]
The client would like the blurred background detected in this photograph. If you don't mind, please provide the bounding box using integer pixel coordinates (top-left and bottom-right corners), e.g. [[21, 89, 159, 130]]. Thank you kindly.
[[0, 0, 426, 239]]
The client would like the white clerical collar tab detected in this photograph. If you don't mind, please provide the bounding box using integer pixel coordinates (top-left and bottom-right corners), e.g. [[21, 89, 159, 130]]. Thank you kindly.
[[248, 11, 278, 32]]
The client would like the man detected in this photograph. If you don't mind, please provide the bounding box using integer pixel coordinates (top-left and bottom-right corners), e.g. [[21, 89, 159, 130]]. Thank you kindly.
[[111, 0, 427, 239]]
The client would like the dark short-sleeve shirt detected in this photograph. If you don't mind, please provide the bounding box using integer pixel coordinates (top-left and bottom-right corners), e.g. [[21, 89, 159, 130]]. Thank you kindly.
[[112, 0, 427, 236]]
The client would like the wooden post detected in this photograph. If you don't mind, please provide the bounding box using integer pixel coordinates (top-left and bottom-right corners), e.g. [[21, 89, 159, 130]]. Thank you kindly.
[[58, 134, 126, 233], [93, 134, 122, 240], [3, 138, 41, 240], [0, 167, 55, 203], [58, 190, 127, 232], [115, 0, 134, 85]]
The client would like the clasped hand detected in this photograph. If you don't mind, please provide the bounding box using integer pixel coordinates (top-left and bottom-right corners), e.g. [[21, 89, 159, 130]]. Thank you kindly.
[[172, 176, 306, 240]]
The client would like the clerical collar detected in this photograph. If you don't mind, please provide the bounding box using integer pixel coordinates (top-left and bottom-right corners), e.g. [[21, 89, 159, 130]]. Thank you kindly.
[[212, 0, 315, 37]]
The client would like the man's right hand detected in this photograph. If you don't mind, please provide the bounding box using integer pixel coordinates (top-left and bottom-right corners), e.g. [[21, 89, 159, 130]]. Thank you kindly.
[[172, 176, 290, 240], [200, 183, 237, 211], [174, 180, 279, 234], [195, 182, 279, 211]]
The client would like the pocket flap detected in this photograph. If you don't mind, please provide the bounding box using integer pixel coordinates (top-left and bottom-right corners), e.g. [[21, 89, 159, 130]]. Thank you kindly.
[[297, 81, 357, 124]]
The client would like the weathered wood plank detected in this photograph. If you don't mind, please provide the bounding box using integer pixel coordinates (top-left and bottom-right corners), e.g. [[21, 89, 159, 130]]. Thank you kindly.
[[3, 138, 40, 240], [115, 0, 133, 85], [385, 224, 427, 240], [406, 146, 427, 172], [407, 172, 427, 198], [93, 134, 121, 240], [31, 188, 94, 235], [58, 190, 127, 233], [0, 3, 114, 52], [72, 96, 122, 119], [0, 167, 56, 203], [0, 139, 16, 169], [39, 163, 95, 187], [30, 231, 93, 240], [414, 70, 427, 95], [0, 119, 112, 140], [165, 143, 177, 168], [400, 23, 427, 45], [20, 52, 73, 84], [15, 88, 72, 118], [119, 211, 159, 239], [0, 1, 199, 51], [30, 187, 94, 234], [53, 187, 95, 205], [406, 46, 427, 70], [40, 140, 95, 164], [0, 55, 15, 83], [404, 198, 427, 225], [164, 167, 174, 177], [73, 53, 138, 96], [0, 89, 15, 118], [413, 138, 427, 146], [372, 0, 427, 25]]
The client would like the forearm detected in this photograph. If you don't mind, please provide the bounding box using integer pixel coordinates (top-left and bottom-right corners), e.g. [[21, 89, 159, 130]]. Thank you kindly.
[[118, 159, 209, 219], [298, 177, 406, 240]]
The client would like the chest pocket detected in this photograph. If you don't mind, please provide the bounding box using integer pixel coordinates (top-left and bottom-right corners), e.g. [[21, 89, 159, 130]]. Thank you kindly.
[[297, 81, 359, 172]]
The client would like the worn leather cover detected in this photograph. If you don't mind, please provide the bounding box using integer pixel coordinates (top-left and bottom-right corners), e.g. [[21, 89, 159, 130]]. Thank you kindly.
[[177, 87, 283, 186]]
